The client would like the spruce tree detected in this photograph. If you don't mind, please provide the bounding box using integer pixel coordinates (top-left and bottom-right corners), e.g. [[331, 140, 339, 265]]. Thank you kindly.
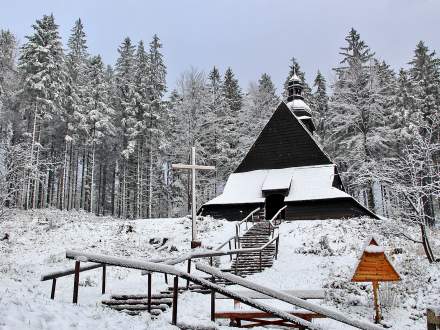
[[220, 67, 243, 184], [0, 30, 18, 134], [408, 41, 440, 127], [18, 14, 67, 210], [312, 70, 329, 146], [240, 73, 279, 152], [329, 28, 379, 211], [84, 55, 115, 214], [146, 34, 167, 218], [114, 37, 136, 217], [65, 18, 89, 211]]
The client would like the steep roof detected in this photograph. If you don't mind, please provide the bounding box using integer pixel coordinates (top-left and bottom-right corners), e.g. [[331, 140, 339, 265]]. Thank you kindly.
[[234, 102, 332, 173]]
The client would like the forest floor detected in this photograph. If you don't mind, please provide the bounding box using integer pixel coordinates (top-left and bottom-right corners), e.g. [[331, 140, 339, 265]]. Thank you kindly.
[[0, 209, 439, 329]]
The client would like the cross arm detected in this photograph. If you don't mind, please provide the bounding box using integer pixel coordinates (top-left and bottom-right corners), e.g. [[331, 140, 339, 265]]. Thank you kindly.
[[172, 164, 215, 170]]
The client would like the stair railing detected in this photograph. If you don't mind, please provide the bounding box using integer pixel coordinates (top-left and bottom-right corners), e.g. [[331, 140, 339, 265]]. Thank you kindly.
[[268, 205, 287, 237], [235, 207, 260, 248], [64, 250, 318, 329]]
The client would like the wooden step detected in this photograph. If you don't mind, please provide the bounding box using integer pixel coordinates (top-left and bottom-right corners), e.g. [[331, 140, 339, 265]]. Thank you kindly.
[[103, 298, 173, 306]]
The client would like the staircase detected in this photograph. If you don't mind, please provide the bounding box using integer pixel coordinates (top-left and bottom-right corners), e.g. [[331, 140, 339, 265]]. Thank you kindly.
[[102, 293, 173, 316], [229, 221, 276, 276], [102, 215, 278, 318]]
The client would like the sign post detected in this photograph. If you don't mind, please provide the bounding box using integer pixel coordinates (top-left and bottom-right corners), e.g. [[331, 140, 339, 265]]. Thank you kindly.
[[351, 237, 401, 323], [172, 147, 215, 248]]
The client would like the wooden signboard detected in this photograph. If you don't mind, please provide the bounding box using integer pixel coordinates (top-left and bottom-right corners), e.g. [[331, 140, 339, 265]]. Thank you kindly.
[[351, 237, 401, 323]]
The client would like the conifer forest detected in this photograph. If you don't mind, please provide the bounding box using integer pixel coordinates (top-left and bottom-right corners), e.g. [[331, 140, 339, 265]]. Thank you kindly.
[[0, 15, 438, 229]]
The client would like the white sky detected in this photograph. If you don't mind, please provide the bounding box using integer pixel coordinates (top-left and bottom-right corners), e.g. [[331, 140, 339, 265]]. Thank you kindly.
[[1, 0, 439, 93]]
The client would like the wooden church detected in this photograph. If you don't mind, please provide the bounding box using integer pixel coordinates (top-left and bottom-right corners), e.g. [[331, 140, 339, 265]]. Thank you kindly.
[[200, 73, 378, 221]]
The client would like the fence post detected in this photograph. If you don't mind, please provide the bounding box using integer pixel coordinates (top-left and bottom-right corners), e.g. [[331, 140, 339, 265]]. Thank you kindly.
[[259, 251, 262, 271], [50, 278, 56, 299], [187, 259, 191, 289], [427, 308, 440, 330], [211, 277, 216, 322], [72, 260, 80, 304], [228, 241, 232, 261], [235, 253, 239, 275], [164, 273, 168, 284], [101, 264, 106, 294], [275, 236, 279, 260], [172, 276, 179, 325], [147, 273, 152, 313]]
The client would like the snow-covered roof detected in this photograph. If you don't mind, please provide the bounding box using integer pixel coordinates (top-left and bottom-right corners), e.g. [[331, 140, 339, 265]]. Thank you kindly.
[[286, 99, 311, 113], [262, 168, 293, 191], [205, 164, 350, 205]]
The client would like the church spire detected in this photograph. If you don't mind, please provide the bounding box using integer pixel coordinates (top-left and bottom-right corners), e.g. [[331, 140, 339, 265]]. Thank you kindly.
[[287, 68, 304, 102]]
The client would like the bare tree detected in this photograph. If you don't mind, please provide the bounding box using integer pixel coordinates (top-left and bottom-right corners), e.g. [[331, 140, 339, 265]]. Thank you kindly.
[[380, 123, 439, 262]]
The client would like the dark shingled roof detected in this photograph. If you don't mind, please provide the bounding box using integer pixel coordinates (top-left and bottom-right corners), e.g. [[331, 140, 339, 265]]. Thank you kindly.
[[234, 102, 332, 173]]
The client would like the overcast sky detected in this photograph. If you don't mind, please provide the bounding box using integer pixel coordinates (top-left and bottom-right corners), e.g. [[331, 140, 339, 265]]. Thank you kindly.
[[1, 0, 439, 94]]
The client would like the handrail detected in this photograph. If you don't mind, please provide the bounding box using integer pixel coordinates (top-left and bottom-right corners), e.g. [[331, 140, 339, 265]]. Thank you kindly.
[[41, 263, 103, 281], [235, 207, 260, 238], [165, 234, 279, 266], [268, 205, 287, 237], [215, 235, 236, 251], [65, 250, 318, 329], [196, 263, 384, 330]]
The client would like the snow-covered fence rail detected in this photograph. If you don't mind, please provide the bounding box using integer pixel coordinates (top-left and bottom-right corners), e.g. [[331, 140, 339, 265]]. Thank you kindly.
[[65, 250, 319, 329], [269, 205, 287, 229], [41, 262, 105, 300], [195, 263, 384, 330], [159, 234, 280, 282], [235, 207, 260, 238]]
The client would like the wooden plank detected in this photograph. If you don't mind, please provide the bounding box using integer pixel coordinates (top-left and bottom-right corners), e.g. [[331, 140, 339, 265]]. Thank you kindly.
[[41, 263, 103, 281], [216, 289, 325, 300]]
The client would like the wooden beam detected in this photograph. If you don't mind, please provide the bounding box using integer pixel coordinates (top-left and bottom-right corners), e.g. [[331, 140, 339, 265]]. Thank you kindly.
[[172, 276, 178, 325], [102, 264, 106, 294], [72, 261, 80, 304], [50, 278, 56, 300]]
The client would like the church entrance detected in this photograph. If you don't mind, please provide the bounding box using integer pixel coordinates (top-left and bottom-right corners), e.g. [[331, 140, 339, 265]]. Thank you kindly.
[[265, 194, 285, 220]]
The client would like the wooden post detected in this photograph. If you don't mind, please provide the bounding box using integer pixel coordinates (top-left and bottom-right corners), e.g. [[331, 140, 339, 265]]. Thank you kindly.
[[73, 260, 80, 304], [186, 259, 191, 289], [210, 256, 213, 266], [147, 273, 152, 313], [172, 276, 179, 325], [372, 281, 381, 323], [259, 251, 262, 271], [427, 308, 440, 330], [164, 273, 168, 284], [235, 253, 239, 275], [50, 278, 57, 299], [228, 241, 232, 261], [101, 264, 106, 294], [211, 283, 216, 321], [275, 236, 279, 260]]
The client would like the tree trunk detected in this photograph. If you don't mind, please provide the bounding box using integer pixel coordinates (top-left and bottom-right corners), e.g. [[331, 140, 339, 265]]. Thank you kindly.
[[111, 163, 116, 216], [90, 140, 96, 214], [101, 164, 107, 216], [80, 147, 87, 210], [26, 106, 38, 210]]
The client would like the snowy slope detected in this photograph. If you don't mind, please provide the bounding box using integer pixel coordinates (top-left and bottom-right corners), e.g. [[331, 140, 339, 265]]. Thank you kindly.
[[1, 210, 439, 329]]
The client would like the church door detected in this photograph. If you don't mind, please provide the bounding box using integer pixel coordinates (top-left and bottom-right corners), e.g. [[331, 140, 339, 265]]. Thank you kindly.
[[265, 194, 285, 220]]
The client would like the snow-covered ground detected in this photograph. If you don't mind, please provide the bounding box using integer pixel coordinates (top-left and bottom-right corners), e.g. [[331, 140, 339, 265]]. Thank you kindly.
[[1, 210, 439, 329]]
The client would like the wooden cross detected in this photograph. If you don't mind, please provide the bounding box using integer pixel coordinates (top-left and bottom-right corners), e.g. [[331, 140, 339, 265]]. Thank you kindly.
[[172, 147, 215, 248]]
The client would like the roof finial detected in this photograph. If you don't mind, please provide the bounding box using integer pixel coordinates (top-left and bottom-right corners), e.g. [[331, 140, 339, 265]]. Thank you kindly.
[[290, 67, 300, 82]]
